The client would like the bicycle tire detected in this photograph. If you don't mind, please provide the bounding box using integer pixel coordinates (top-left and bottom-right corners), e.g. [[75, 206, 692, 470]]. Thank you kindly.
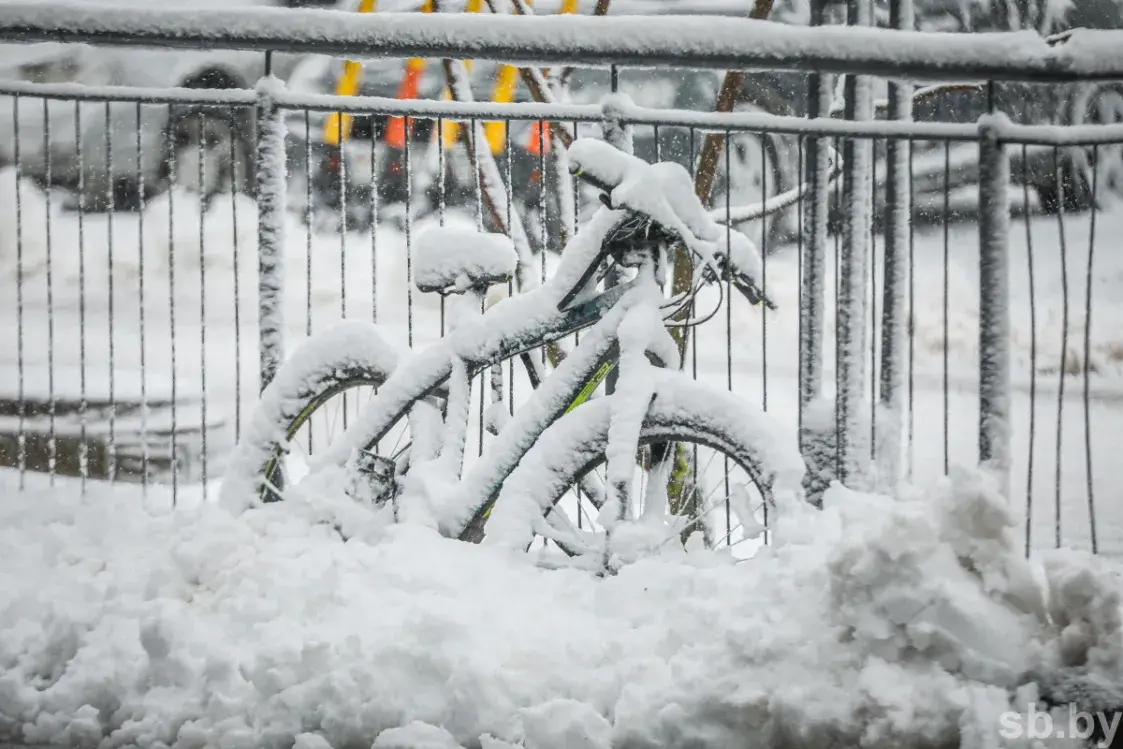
[[460, 370, 805, 548], [219, 321, 409, 512]]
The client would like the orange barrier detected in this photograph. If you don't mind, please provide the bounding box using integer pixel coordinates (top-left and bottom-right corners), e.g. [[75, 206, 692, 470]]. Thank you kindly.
[[323, 0, 378, 146]]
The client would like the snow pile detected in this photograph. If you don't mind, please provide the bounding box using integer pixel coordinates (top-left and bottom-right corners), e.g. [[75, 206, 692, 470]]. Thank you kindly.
[[2, 467, 1121, 748]]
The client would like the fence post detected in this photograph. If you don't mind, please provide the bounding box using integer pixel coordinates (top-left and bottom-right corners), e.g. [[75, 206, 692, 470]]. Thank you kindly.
[[255, 75, 287, 391], [876, 0, 913, 488], [978, 116, 1011, 497], [836, 0, 875, 489], [798, 0, 835, 506]]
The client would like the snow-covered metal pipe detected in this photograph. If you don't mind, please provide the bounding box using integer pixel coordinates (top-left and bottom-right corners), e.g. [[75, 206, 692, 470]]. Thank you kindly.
[[255, 76, 287, 390], [798, 80, 830, 415], [876, 0, 914, 488], [977, 115, 1011, 498], [3, 4, 1121, 82], [797, 2, 834, 506], [835, 0, 875, 489]]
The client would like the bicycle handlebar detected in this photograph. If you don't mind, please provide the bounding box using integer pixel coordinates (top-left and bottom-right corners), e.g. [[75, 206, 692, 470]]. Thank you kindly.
[[570, 154, 775, 311]]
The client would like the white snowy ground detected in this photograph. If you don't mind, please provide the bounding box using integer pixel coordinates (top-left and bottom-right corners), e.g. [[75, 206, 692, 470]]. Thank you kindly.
[[3, 168, 1123, 746], [3, 463, 1123, 749]]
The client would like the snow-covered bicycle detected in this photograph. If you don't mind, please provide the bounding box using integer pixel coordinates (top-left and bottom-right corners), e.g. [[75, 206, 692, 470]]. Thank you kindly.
[[220, 136, 806, 568]]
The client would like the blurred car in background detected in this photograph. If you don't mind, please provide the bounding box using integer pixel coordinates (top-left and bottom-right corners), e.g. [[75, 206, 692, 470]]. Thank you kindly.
[[0, 0, 333, 210]]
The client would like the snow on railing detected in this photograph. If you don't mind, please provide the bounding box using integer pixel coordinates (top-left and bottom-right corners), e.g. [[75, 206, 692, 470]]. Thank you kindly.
[[1, 2, 1123, 81]]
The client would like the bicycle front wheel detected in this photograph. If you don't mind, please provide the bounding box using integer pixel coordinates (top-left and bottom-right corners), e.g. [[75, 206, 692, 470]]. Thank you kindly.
[[465, 371, 806, 562], [220, 320, 417, 511]]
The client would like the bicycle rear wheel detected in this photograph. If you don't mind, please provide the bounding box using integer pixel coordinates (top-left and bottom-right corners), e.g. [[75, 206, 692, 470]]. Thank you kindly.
[[464, 371, 805, 564]]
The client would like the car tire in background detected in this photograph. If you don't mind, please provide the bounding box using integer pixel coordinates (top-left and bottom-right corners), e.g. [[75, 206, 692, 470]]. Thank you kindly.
[[166, 107, 253, 202], [163, 70, 255, 204]]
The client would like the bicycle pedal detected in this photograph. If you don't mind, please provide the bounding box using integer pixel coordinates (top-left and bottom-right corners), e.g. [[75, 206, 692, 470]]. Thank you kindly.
[[346, 450, 399, 507]]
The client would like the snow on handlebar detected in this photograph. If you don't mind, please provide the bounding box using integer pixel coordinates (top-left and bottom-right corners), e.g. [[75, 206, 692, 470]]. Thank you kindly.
[[567, 137, 774, 310]]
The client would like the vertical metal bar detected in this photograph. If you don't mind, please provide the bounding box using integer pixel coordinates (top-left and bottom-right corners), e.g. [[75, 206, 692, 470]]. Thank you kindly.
[[505, 118, 514, 416], [255, 77, 287, 390], [197, 112, 208, 498], [232, 106, 243, 446], [1083, 146, 1099, 553], [800, 11, 830, 410], [167, 103, 178, 503], [14, 96, 25, 486], [690, 126, 698, 385], [337, 112, 349, 432], [833, 134, 843, 483], [472, 118, 483, 232], [438, 116, 446, 336], [338, 111, 347, 319], [168, 105, 179, 502], [370, 117, 379, 324], [724, 131, 733, 541], [796, 134, 805, 432], [906, 138, 916, 480], [760, 135, 768, 414], [878, 27, 912, 486], [405, 116, 414, 349], [977, 116, 1011, 498], [44, 99, 55, 484], [835, 0, 874, 488], [473, 117, 486, 456], [799, 1, 833, 504], [76, 101, 88, 488], [539, 123, 547, 281], [1053, 146, 1070, 548], [1022, 147, 1037, 556], [305, 111, 315, 454], [868, 140, 877, 462], [136, 101, 148, 491], [942, 141, 951, 476], [304, 110, 313, 340], [105, 102, 116, 482], [688, 125, 700, 536], [572, 118, 580, 239]]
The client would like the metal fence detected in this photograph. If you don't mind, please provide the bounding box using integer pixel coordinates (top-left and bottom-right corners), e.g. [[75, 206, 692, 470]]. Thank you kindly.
[[2, 3, 1123, 557]]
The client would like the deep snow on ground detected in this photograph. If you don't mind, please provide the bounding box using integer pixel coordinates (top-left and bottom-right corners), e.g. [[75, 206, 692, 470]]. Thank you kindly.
[[0, 168, 1120, 552], [2, 466, 1123, 748]]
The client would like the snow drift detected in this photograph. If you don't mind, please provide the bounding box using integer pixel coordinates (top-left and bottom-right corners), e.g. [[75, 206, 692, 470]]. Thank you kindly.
[[1, 466, 1120, 748]]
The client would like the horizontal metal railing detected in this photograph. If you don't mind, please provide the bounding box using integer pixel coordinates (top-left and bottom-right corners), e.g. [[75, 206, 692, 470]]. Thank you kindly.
[[2, 3, 1123, 79], [6, 79, 1123, 145]]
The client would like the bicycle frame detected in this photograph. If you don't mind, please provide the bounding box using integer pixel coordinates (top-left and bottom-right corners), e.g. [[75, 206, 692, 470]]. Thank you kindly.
[[316, 206, 675, 537]]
